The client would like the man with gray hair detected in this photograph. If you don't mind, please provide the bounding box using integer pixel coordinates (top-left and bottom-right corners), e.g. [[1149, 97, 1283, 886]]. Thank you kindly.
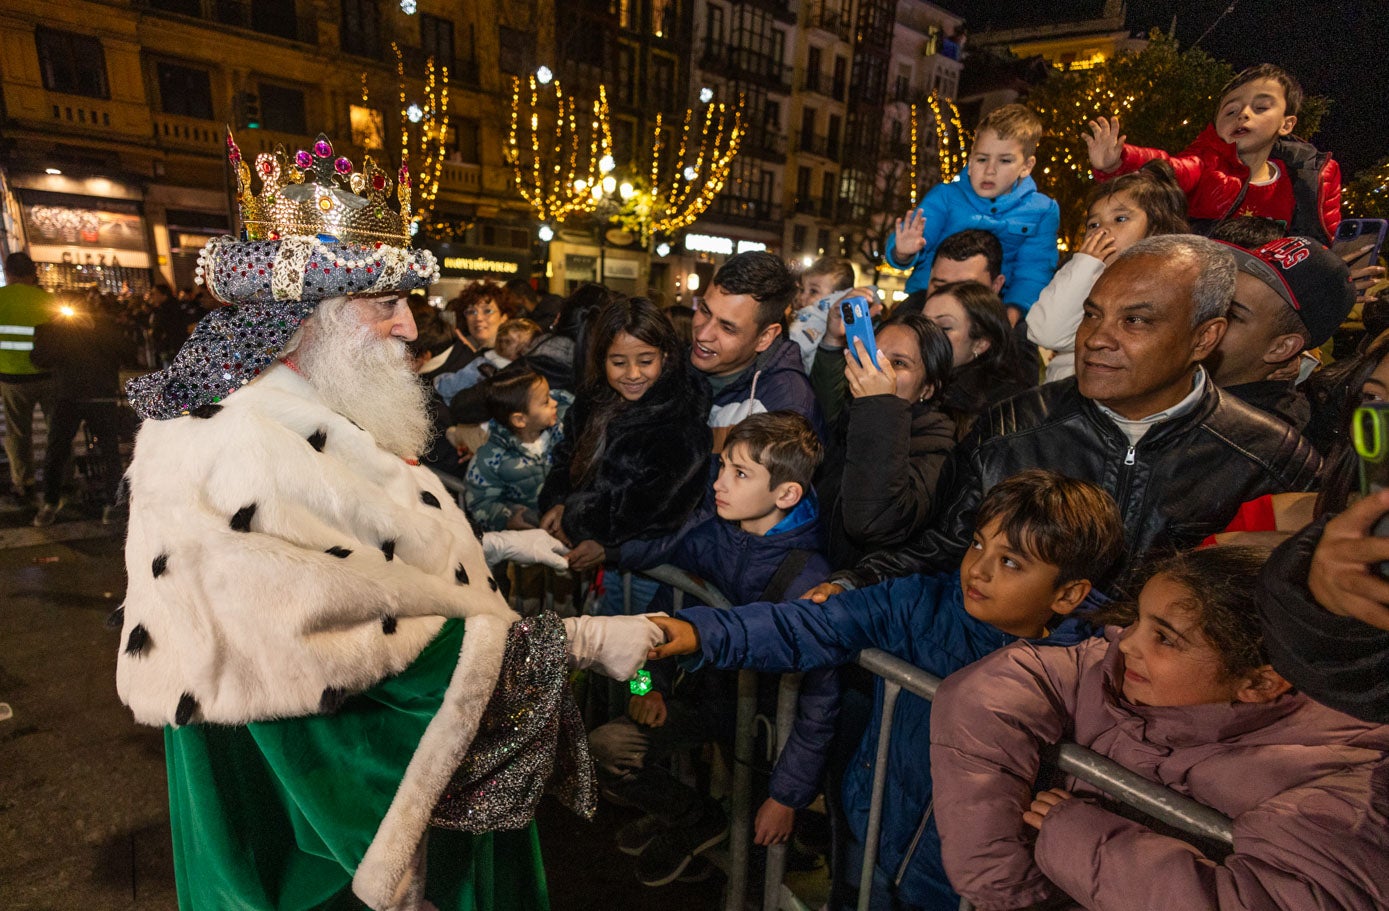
[[812, 234, 1320, 593]]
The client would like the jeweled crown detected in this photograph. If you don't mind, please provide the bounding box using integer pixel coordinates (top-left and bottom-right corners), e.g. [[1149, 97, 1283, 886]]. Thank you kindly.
[[227, 132, 413, 246]]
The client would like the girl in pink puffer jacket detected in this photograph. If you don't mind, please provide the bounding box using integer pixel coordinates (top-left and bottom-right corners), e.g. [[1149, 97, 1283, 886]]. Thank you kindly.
[[930, 545, 1389, 911]]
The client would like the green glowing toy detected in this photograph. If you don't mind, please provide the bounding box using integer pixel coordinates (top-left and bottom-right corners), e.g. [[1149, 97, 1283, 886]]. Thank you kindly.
[[629, 668, 652, 696]]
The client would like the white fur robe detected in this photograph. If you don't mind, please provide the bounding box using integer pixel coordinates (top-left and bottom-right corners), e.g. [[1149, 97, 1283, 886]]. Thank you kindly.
[[116, 363, 519, 910]]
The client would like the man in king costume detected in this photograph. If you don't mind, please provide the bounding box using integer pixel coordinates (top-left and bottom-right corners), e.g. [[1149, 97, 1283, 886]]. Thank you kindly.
[[115, 133, 661, 910]]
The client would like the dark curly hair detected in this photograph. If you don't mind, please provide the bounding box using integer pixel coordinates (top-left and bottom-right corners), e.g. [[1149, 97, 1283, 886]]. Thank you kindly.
[[447, 281, 524, 325], [1108, 545, 1274, 678]]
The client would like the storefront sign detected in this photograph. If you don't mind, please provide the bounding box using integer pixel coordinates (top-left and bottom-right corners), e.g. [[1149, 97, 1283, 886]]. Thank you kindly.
[[603, 258, 640, 279], [685, 234, 769, 256], [427, 241, 529, 280], [685, 233, 735, 255]]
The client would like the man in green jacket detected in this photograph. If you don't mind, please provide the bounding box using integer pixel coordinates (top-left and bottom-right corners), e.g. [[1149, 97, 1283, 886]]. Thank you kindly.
[[0, 252, 57, 506]]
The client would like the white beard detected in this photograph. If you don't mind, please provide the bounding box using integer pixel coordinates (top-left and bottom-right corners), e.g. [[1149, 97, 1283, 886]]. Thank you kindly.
[[295, 297, 435, 458]]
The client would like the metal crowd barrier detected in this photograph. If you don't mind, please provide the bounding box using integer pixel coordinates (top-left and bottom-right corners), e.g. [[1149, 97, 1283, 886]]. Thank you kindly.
[[855, 647, 1234, 911], [432, 500, 1241, 911]]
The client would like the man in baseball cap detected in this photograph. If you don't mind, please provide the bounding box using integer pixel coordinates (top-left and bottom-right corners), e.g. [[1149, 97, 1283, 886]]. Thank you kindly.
[[1212, 235, 1356, 431]]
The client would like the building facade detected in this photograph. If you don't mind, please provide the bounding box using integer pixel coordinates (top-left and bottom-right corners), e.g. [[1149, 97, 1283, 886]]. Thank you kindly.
[[0, 0, 547, 298]]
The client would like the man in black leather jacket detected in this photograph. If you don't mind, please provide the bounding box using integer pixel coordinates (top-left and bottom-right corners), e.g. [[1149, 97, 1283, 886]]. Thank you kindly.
[[823, 235, 1321, 594]]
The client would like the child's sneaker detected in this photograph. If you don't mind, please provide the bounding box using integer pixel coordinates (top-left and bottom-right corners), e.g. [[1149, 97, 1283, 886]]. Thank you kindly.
[[635, 803, 728, 887], [32, 501, 62, 527]]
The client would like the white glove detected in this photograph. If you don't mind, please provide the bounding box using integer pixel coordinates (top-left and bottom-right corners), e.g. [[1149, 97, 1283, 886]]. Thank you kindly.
[[562, 613, 667, 681], [481, 529, 569, 570]]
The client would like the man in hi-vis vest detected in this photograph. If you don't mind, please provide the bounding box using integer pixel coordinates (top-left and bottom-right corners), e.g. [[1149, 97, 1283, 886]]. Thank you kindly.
[[0, 252, 57, 506]]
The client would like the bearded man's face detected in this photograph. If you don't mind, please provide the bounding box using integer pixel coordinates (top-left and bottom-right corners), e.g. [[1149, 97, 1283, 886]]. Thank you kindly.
[[295, 295, 435, 458]]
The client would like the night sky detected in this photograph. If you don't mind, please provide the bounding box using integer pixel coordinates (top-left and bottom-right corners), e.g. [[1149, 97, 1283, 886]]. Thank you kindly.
[[941, 0, 1389, 177]]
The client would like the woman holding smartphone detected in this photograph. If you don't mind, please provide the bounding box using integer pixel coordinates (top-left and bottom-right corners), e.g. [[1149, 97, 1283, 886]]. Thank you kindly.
[[817, 312, 957, 570]]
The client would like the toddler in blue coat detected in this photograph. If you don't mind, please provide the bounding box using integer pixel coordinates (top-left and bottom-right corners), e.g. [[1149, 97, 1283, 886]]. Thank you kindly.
[[885, 104, 1061, 320], [645, 469, 1125, 910], [589, 410, 837, 887]]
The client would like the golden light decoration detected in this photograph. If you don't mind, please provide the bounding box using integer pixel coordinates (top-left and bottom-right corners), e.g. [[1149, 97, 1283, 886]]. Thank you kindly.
[[616, 95, 744, 245], [361, 44, 450, 227], [505, 73, 615, 224]]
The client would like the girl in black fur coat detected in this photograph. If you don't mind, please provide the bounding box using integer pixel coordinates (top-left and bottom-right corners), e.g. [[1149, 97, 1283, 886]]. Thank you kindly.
[[539, 297, 712, 574]]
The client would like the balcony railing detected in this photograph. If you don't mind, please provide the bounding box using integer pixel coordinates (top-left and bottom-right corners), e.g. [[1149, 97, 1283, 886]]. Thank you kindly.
[[135, 0, 318, 45], [699, 45, 791, 94], [804, 3, 852, 40], [742, 130, 788, 161], [795, 133, 829, 158], [710, 197, 782, 229], [153, 113, 222, 153]]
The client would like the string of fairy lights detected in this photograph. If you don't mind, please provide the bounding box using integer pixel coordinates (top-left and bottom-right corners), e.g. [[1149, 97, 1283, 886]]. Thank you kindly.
[[638, 98, 743, 240], [358, 46, 450, 228], [505, 72, 616, 224], [507, 69, 743, 245]]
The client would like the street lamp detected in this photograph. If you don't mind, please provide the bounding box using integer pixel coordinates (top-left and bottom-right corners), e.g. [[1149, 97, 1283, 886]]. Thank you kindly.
[[536, 65, 554, 85], [655, 242, 671, 257], [538, 224, 555, 242]]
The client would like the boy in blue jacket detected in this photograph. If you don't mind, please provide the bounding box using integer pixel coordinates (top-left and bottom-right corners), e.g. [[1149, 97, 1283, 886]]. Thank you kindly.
[[886, 104, 1061, 320], [645, 469, 1125, 910], [589, 410, 836, 887]]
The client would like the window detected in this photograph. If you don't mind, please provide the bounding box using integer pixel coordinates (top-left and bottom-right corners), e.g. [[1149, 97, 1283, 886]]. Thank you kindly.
[[157, 62, 213, 119], [613, 118, 637, 169], [258, 83, 307, 134], [340, 0, 380, 58], [820, 171, 836, 205], [800, 107, 816, 147], [148, 0, 201, 14], [832, 55, 847, 99], [706, 4, 724, 45], [764, 99, 781, 132], [350, 104, 386, 150], [817, 228, 830, 254], [499, 27, 533, 75], [652, 56, 676, 104], [652, 0, 674, 37], [796, 166, 812, 197], [617, 0, 634, 29], [759, 169, 774, 206], [616, 44, 636, 105], [35, 29, 108, 99], [806, 45, 821, 92], [250, 0, 300, 41], [421, 13, 454, 66], [449, 117, 481, 164], [792, 224, 807, 251]]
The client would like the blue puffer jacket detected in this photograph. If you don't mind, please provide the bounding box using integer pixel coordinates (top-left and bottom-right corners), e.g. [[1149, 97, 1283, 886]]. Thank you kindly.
[[705, 335, 828, 442], [619, 497, 837, 807], [884, 168, 1061, 312], [677, 572, 1097, 908]]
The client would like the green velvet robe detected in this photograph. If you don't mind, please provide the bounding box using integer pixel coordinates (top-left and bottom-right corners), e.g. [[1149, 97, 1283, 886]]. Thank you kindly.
[[164, 620, 549, 910]]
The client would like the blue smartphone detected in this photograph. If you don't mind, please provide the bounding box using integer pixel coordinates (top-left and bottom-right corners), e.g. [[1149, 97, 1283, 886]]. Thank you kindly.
[[1332, 218, 1388, 271], [841, 296, 879, 367]]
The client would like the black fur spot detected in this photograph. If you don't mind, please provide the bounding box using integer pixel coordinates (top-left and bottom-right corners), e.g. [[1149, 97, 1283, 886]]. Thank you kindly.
[[464, 509, 485, 542], [380, 539, 396, 561], [455, 562, 469, 585], [488, 576, 498, 592], [325, 546, 353, 558], [307, 429, 327, 452], [420, 490, 441, 509], [319, 687, 349, 714], [124, 624, 150, 656], [175, 693, 198, 726], [117, 476, 131, 506], [190, 403, 222, 419], [381, 615, 398, 635], [106, 605, 125, 630], [152, 553, 168, 578], [229, 503, 257, 533]]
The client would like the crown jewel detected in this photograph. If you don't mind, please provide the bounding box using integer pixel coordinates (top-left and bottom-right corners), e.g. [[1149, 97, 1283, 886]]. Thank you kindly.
[[228, 132, 413, 245]]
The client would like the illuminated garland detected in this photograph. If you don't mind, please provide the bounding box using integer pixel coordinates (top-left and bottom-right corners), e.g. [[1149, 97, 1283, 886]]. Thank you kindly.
[[506, 75, 614, 224], [616, 96, 743, 244], [361, 44, 450, 227]]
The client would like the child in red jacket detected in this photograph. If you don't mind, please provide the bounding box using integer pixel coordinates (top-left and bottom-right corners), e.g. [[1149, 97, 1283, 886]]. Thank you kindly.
[[1085, 64, 1340, 243]]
